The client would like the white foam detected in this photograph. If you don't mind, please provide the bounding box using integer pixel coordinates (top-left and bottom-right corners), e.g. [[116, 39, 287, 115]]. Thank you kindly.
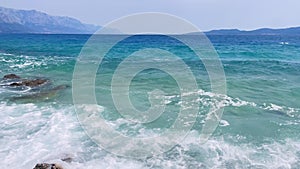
[[0, 52, 74, 74], [157, 131, 300, 169], [262, 103, 299, 117], [1, 102, 300, 168], [0, 103, 85, 168], [280, 42, 289, 45], [0, 52, 14, 56], [219, 120, 230, 127]]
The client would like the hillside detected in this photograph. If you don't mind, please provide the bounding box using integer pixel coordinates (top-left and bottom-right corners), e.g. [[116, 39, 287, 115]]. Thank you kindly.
[[0, 6, 100, 34]]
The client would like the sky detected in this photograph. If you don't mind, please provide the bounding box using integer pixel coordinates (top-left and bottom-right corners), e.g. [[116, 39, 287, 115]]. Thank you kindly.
[[0, 0, 299, 31]]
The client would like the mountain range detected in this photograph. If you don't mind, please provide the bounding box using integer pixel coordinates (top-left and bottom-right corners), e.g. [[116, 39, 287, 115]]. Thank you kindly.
[[0, 6, 300, 35], [205, 27, 300, 35], [0, 6, 99, 34]]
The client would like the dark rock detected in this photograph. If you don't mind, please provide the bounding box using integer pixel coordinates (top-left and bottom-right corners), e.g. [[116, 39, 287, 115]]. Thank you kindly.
[[21, 79, 48, 87], [33, 163, 63, 169], [33, 163, 50, 169], [8, 79, 48, 87], [3, 74, 47, 87], [3, 74, 20, 79], [9, 82, 23, 87]]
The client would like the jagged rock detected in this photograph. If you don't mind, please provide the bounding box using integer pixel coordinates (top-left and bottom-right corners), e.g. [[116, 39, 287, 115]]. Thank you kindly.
[[33, 163, 63, 169], [3, 74, 20, 79], [9, 79, 48, 87], [21, 79, 48, 87], [3, 74, 47, 87]]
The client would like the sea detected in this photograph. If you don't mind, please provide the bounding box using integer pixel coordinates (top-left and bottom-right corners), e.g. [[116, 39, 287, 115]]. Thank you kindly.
[[0, 34, 300, 169]]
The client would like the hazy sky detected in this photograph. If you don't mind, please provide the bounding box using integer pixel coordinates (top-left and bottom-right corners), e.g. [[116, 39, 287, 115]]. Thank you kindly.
[[0, 0, 299, 31]]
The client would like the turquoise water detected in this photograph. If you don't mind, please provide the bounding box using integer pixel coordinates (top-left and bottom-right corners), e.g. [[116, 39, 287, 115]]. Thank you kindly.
[[0, 34, 300, 168]]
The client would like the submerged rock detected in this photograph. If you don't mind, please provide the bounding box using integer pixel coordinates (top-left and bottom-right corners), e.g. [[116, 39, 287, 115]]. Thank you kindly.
[[9, 84, 70, 102], [3, 74, 20, 79], [61, 157, 72, 163], [33, 163, 63, 169]]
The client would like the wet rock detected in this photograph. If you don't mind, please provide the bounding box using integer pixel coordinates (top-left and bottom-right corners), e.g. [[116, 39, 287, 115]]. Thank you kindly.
[[3, 74, 20, 79], [9, 82, 23, 87], [21, 79, 48, 87], [9, 79, 48, 87], [3, 74, 48, 87], [33, 163, 63, 169]]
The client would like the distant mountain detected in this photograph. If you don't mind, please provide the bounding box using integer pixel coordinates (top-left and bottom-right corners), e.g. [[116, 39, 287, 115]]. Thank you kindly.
[[205, 27, 300, 35], [0, 6, 100, 34]]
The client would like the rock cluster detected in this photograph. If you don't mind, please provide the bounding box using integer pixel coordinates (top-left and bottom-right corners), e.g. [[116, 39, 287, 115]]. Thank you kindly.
[[1, 74, 70, 102], [33, 163, 63, 169], [9, 79, 48, 87], [2, 74, 48, 87]]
